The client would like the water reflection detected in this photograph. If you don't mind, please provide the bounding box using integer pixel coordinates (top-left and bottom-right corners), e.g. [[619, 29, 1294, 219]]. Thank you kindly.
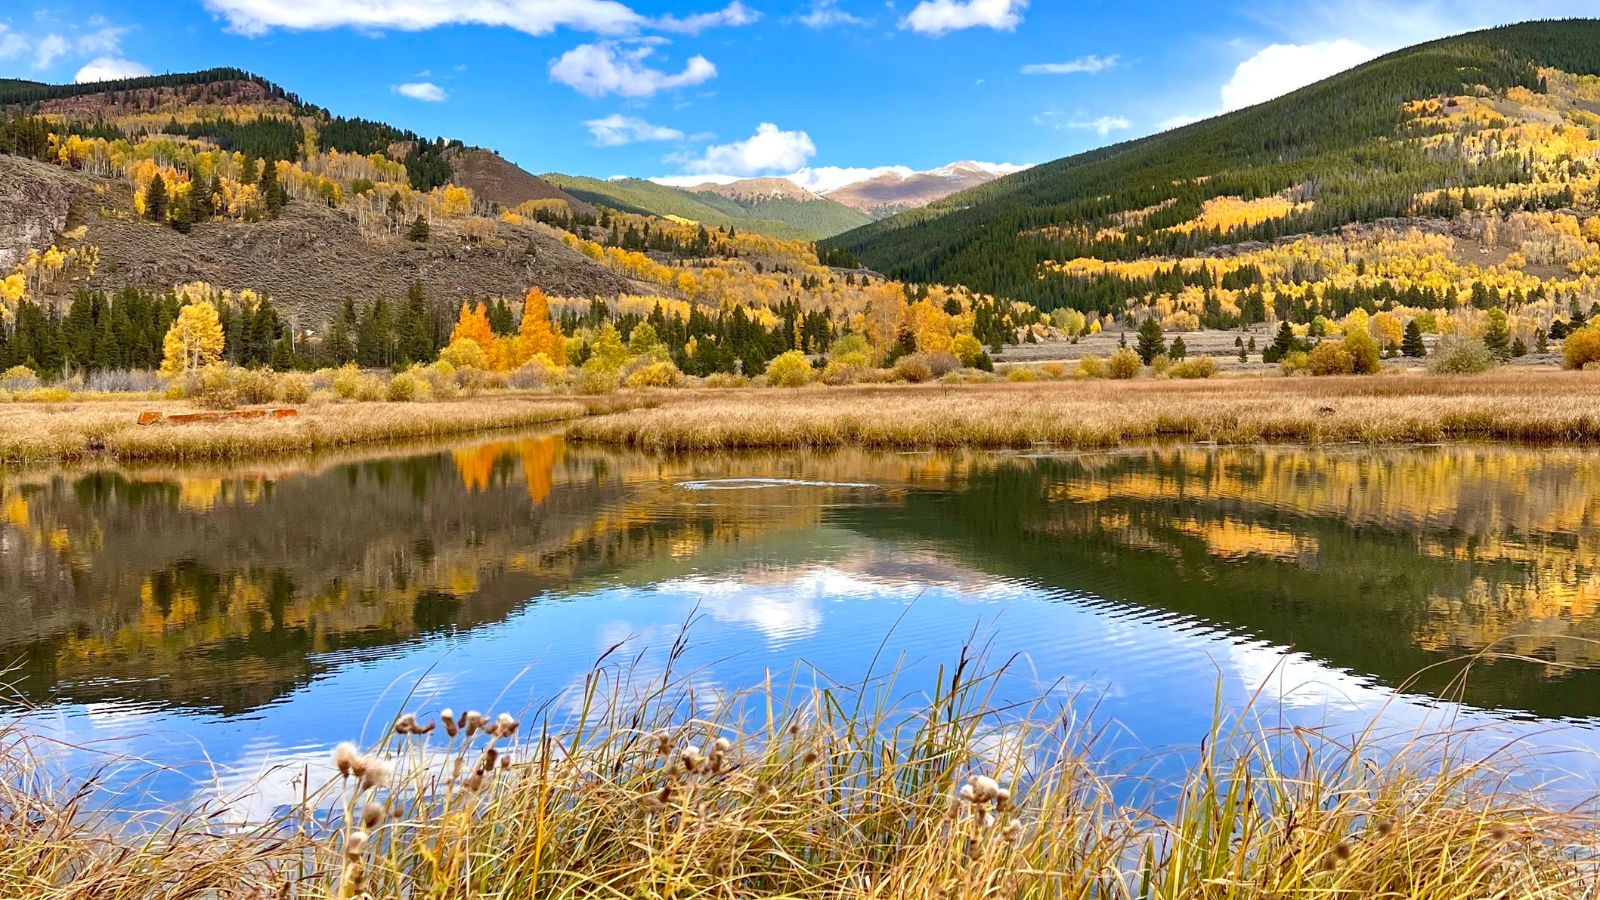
[[3, 436, 1600, 807]]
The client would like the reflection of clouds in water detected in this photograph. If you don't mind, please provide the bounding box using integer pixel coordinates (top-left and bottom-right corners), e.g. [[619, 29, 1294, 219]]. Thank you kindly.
[[1220, 640, 1380, 715], [678, 478, 879, 491]]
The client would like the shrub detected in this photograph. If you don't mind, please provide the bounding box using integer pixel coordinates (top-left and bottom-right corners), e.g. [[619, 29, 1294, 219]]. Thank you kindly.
[[1169, 356, 1219, 379], [626, 360, 685, 388], [439, 338, 490, 371], [1563, 322, 1600, 370], [892, 354, 934, 383], [233, 368, 279, 405], [387, 371, 421, 401], [1109, 348, 1141, 379], [1307, 341, 1355, 376], [765, 350, 814, 388], [950, 334, 984, 367], [1428, 335, 1498, 375], [828, 333, 871, 361], [1345, 329, 1381, 374], [704, 372, 749, 389], [193, 365, 240, 409], [1075, 355, 1108, 378], [577, 361, 620, 394], [1040, 362, 1067, 379], [0, 365, 39, 391], [279, 373, 312, 404], [821, 355, 870, 385], [509, 356, 556, 390], [1280, 350, 1310, 375], [1150, 353, 1172, 375], [331, 364, 366, 400], [1005, 366, 1041, 382]]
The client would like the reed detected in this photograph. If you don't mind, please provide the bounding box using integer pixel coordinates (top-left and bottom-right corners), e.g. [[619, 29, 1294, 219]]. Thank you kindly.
[[1, 647, 1593, 899], [568, 371, 1600, 451], [0, 395, 637, 464]]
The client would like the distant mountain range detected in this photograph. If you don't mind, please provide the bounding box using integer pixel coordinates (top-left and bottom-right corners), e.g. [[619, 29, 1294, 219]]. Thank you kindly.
[[549, 161, 1027, 241]]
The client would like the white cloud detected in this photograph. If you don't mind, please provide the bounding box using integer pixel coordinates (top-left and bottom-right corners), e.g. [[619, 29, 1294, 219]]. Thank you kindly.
[[585, 113, 685, 146], [1021, 54, 1119, 75], [1066, 115, 1132, 136], [394, 81, 448, 101], [73, 57, 152, 83], [679, 122, 817, 176], [901, 0, 1026, 36], [35, 34, 69, 69], [201, 0, 757, 37], [1220, 38, 1375, 110], [653, 1, 760, 34], [549, 41, 716, 98], [797, 0, 867, 28], [75, 23, 128, 56], [0, 26, 27, 60]]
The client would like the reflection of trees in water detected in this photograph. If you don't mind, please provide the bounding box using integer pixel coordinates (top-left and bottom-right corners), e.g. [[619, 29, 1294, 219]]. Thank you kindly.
[[834, 445, 1600, 717], [5, 440, 1600, 718]]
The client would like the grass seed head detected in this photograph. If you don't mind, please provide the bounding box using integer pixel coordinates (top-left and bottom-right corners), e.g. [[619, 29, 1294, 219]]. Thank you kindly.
[[332, 742, 360, 778], [360, 757, 394, 792], [361, 801, 386, 829]]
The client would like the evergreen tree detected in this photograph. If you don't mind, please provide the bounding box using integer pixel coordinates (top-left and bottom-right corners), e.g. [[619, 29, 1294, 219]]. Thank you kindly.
[[259, 161, 287, 217], [1135, 317, 1165, 365], [1484, 307, 1511, 360], [408, 214, 430, 242], [324, 299, 357, 365], [1169, 335, 1187, 359], [144, 174, 168, 222], [397, 281, 435, 365], [1402, 319, 1427, 357]]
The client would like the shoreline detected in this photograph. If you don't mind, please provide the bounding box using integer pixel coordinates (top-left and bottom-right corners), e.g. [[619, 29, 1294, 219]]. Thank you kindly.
[[8, 370, 1600, 466], [0, 394, 640, 465]]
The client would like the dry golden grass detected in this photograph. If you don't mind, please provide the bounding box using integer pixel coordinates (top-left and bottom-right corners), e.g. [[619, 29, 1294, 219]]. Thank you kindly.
[[569, 371, 1600, 451], [0, 395, 628, 464], [2, 649, 1594, 899]]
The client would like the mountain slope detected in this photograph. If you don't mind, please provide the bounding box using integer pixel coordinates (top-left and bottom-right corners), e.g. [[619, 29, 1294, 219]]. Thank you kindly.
[[824, 19, 1600, 310], [0, 69, 635, 322], [542, 174, 869, 240]]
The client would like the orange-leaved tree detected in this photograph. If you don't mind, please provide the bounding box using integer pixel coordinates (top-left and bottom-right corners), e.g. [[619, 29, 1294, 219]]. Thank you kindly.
[[515, 288, 566, 367]]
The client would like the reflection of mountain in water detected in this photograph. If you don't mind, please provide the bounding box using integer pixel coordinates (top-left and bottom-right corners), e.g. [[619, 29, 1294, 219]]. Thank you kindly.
[[4, 440, 1600, 719], [834, 447, 1600, 719]]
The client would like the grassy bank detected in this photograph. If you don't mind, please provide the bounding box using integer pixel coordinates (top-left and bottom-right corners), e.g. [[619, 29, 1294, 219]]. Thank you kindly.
[[5, 654, 1594, 899], [0, 395, 638, 464], [569, 371, 1600, 451]]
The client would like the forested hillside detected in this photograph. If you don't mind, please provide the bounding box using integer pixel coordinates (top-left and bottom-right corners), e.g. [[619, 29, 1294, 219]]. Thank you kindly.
[[826, 20, 1600, 322], [543, 175, 870, 241]]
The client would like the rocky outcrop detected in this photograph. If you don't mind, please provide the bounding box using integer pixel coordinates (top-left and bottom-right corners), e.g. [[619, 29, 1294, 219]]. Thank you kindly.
[[0, 155, 76, 269]]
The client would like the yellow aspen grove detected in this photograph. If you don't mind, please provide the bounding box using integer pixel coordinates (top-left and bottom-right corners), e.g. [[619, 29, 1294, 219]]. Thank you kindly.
[[448, 302, 498, 360], [159, 301, 226, 378]]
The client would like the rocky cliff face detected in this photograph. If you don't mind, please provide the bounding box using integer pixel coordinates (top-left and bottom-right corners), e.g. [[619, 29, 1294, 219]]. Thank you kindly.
[[0, 156, 76, 269]]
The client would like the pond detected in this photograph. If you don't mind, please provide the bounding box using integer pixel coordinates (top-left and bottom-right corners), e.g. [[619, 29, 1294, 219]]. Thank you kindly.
[[4, 433, 1600, 814]]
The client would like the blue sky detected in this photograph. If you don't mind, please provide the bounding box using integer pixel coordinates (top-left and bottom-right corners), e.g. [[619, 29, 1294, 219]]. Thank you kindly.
[[3, 0, 1597, 186]]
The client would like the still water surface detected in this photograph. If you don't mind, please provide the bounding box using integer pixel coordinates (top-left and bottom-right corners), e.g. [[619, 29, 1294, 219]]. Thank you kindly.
[[4, 434, 1600, 812]]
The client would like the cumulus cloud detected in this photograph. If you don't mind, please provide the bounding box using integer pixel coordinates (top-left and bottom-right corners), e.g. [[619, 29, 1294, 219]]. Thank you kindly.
[[901, 0, 1026, 36], [394, 81, 448, 101], [1020, 54, 1119, 75], [74, 57, 152, 83], [796, 0, 867, 28], [201, 0, 757, 37], [549, 41, 717, 97], [679, 122, 817, 176], [1220, 38, 1374, 110], [585, 113, 685, 146]]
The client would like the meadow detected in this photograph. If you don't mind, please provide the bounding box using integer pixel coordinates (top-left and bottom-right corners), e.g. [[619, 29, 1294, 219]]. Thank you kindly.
[[567, 370, 1600, 451]]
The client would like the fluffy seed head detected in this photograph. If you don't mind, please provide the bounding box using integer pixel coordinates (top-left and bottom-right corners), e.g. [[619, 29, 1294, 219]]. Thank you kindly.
[[332, 742, 360, 777], [360, 757, 394, 792], [680, 745, 704, 773], [344, 830, 369, 859], [968, 775, 1000, 804], [361, 801, 386, 829], [712, 737, 732, 754]]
